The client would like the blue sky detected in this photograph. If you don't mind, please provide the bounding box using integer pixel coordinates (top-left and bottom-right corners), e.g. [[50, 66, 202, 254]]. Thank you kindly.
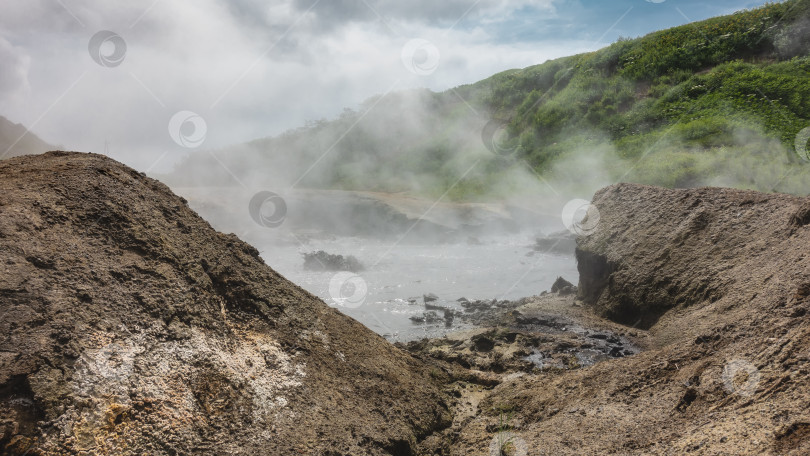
[[0, 0, 779, 170], [473, 0, 769, 46]]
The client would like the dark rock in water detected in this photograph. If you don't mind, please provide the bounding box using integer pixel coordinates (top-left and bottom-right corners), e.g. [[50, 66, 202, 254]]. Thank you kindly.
[[551, 276, 575, 294], [407, 297, 420, 304], [303, 250, 363, 272], [425, 302, 449, 311], [423, 293, 439, 303], [460, 299, 492, 312], [410, 311, 444, 324], [533, 231, 577, 254], [444, 309, 455, 327], [457, 297, 470, 303], [425, 311, 443, 323]]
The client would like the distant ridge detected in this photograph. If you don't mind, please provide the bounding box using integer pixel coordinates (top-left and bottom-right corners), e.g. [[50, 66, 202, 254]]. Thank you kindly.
[[0, 115, 54, 159]]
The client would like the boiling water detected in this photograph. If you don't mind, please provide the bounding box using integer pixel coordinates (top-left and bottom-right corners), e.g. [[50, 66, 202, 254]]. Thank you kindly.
[[257, 235, 578, 342]]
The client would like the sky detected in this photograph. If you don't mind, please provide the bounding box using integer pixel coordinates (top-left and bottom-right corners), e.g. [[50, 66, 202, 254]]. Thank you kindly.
[[0, 0, 774, 171]]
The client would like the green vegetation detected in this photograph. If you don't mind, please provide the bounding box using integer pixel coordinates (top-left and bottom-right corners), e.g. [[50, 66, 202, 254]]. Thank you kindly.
[[462, 0, 810, 193], [174, 0, 810, 199]]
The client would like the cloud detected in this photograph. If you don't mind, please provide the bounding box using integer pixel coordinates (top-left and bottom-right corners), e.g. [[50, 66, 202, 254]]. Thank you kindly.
[[291, 0, 557, 29], [0, 37, 30, 100]]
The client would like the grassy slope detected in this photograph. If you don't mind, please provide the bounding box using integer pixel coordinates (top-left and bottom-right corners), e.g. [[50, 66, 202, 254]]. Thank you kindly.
[[172, 0, 810, 199], [461, 0, 810, 189]]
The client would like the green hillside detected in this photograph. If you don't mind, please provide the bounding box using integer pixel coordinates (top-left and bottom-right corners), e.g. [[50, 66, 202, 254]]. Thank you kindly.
[[172, 0, 810, 199]]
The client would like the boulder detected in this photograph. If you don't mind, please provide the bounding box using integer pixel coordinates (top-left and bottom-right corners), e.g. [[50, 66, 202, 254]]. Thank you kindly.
[[0, 152, 449, 455], [302, 250, 363, 272], [551, 276, 575, 294]]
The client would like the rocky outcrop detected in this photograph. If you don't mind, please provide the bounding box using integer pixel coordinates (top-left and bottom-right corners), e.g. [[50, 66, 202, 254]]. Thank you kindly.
[[576, 184, 808, 328], [550, 277, 575, 296], [0, 152, 450, 455], [302, 250, 364, 272], [421, 183, 810, 455]]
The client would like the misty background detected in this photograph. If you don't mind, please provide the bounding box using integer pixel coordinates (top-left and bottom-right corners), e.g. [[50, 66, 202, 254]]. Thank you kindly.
[[0, 0, 771, 170]]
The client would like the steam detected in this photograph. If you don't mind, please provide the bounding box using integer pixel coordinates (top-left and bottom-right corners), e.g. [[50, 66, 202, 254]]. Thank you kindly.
[[543, 124, 810, 198], [161, 74, 810, 246]]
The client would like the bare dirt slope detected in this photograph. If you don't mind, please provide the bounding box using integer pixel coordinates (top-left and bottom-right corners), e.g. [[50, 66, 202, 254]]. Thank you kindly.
[[0, 152, 450, 455], [422, 183, 810, 455]]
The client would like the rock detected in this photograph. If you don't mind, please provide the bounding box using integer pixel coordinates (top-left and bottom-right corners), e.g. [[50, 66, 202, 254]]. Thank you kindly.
[[423, 293, 439, 303], [302, 250, 363, 272], [443, 308, 455, 325], [460, 299, 492, 312], [551, 276, 575, 294], [532, 231, 577, 255], [424, 311, 443, 323], [471, 335, 496, 352], [0, 152, 449, 455], [410, 311, 444, 324], [558, 285, 576, 296]]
